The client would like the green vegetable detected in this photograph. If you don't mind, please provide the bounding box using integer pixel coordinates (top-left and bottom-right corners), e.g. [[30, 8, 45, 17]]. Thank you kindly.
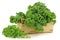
[[10, 12, 26, 23], [24, 2, 56, 32], [10, 2, 56, 32], [2, 2, 56, 38], [2, 25, 30, 38], [10, 16, 16, 23]]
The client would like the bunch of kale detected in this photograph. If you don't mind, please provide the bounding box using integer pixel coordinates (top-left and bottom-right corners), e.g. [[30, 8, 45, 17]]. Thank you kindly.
[[10, 2, 56, 32]]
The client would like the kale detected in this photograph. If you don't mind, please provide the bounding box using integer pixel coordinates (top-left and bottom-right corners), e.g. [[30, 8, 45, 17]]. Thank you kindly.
[[2, 25, 30, 38], [2, 2, 56, 38], [10, 12, 26, 23], [24, 2, 56, 32], [10, 2, 56, 32]]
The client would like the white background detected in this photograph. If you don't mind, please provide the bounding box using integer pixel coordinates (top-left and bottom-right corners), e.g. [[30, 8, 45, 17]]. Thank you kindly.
[[0, 0, 60, 40]]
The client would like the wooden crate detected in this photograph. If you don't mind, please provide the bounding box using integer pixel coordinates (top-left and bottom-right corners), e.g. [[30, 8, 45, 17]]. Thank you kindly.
[[17, 22, 54, 34]]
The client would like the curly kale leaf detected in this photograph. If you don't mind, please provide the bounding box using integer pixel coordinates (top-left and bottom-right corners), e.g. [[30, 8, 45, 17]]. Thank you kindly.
[[2, 25, 30, 38], [24, 2, 56, 31], [10, 12, 26, 23]]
